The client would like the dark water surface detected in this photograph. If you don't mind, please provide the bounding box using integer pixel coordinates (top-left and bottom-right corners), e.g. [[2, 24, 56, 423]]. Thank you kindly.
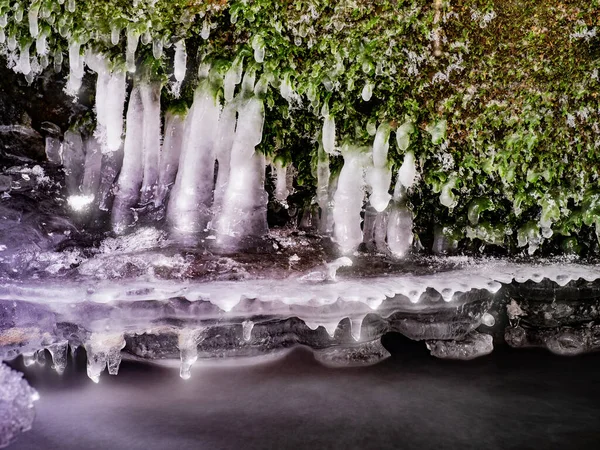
[[8, 335, 600, 450]]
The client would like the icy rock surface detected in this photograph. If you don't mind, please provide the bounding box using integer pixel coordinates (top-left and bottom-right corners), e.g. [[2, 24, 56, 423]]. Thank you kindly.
[[426, 331, 493, 360], [0, 363, 38, 448]]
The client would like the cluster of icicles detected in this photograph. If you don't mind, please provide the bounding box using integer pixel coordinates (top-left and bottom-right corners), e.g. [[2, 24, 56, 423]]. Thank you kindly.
[[46, 45, 420, 254]]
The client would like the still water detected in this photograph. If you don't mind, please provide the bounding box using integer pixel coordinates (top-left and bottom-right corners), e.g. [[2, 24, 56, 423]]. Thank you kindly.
[[8, 335, 600, 450]]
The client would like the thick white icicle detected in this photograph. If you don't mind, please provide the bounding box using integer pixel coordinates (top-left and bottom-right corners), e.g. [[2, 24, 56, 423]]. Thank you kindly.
[[28, 3, 39, 38], [168, 80, 222, 234], [387, 178, 413, 258], [173, 40, 187, 82], [333, 146, 366, 253], [112, 87, 144, 233], [322, 114, 336, 155], [126, 27, 139, 73], [273, 160, 289, 204], [155, 110, 186, 207], [212, 102, 237, 212], [367, 123, 392, 212], [397, 151, 418, 189], [139, 82, 162, 205], [216, 93, 268, 241], [66, 41, 84, 95]]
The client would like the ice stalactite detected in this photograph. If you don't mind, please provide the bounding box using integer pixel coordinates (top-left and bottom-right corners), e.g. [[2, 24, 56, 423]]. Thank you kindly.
[[98, 149, 124, 212], [112, 86, 144, 233], [366, 122, 392, 212], [322, 113, 336, 155], [78, 136, 102, 210], [89, 53, 127, 153], [316, 143, 333, 234], [84, 333, 126, 383], [173, 40, 187, 83], [168, 77, 222, 235], [139, 82, 162, 205], [155, 109, 186, 208], [223, 56, 243, 102], [212, 102, 237, 212], [242, 320, 254, 342], [178, 329, 202, 380], [216, 73, 268, 242], [66, 41, 84, 95], [62, 130, 85, 196], [126, 26, 139, 73], [333, 146, 367, 253], [387, 151, 417, 257], [46, 341, 69, 374], [273, 160, 289, 204]]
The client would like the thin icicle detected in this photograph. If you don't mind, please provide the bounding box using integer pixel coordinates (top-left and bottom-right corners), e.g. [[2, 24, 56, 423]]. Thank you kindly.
[[387, 172, 414, 258], [273, 160, 289, 204], [80, 136, 103, 208], [61, 130, 85, 195], [316, 143, 332, 233], [112, 87, 144, 233], [223, 57, 243, 102], [322, 114, 336, 155]]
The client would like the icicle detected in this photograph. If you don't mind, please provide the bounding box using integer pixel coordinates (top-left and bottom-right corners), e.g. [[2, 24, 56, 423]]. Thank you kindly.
[[66, 41, 84, 95], [112, 87, 144, 233], [28, 2, 40, 38], [396, 122, 414, 151], [126, 26, 139, 72], [178, 329, 201, 380], [216, 93, 268, 241], [47, 341, 68, 374], [62, 130, 85, 195], [362, 206, 389, 253], [361, 82, 373, 101], [212, 102, 237, 212], [367, 123, 392, 212], [22, 352, 36, 367], [333, 146, 366, 253], [139, 82, 162, 205], [45, 136, 62, 164], [387, 178, 413, 258], [316, 143, 332, 233], [36, 33, 47, 55], [173, 40, 187, 82], [84, 333, 125, 383], [168, 79, 222, 234], [104, 71, 127, 152], [155, 110, 186, 207], [350, 317, 364, 342], [201, 19, 210, 40], [152, 38, 163, 59], [242, 320, 254, 342], [110, 25, 120, 46], [252, 35, 265, 63], [273, 160, 289, 204], [223, 57, 243, 102], [17, 43, 31, 75], [54, 48, 63, 73], [322, 115, 336, 155], [78, 136, 102, 210], [397, 150, 418, 189], [67, 0, 76, 13]]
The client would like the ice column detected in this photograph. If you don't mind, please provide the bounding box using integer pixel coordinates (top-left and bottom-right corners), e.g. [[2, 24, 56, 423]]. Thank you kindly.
[[62, 130, 85, 195], [139, 82, 162, 205], [216, 74, 268, 241], [212, 102, 237, 212], [155, 109, 186, 207], [333, 146, 367, 253], [387, 151, 417, 257], [316, 143, 333, 233], [112, 87, 144, 233], [168, 79, 222, 234]]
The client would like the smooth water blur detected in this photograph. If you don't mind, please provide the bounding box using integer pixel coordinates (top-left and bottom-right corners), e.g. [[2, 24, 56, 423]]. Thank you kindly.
[[8, 335, 600, 450]]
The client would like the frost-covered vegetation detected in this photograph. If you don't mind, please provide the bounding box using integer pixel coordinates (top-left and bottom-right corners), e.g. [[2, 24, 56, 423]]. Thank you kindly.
[[0, 0, 599, 255]]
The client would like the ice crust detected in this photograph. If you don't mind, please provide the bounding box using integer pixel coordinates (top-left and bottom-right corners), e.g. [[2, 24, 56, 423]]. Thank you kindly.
[[0, 363, 38, 448]]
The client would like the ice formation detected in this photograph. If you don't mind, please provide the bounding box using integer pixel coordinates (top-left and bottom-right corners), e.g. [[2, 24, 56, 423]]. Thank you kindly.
[[0, 363, 38, 448]]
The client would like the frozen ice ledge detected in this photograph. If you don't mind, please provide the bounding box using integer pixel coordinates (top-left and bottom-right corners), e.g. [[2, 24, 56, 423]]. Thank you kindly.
[[2, 253, 600, 381]]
